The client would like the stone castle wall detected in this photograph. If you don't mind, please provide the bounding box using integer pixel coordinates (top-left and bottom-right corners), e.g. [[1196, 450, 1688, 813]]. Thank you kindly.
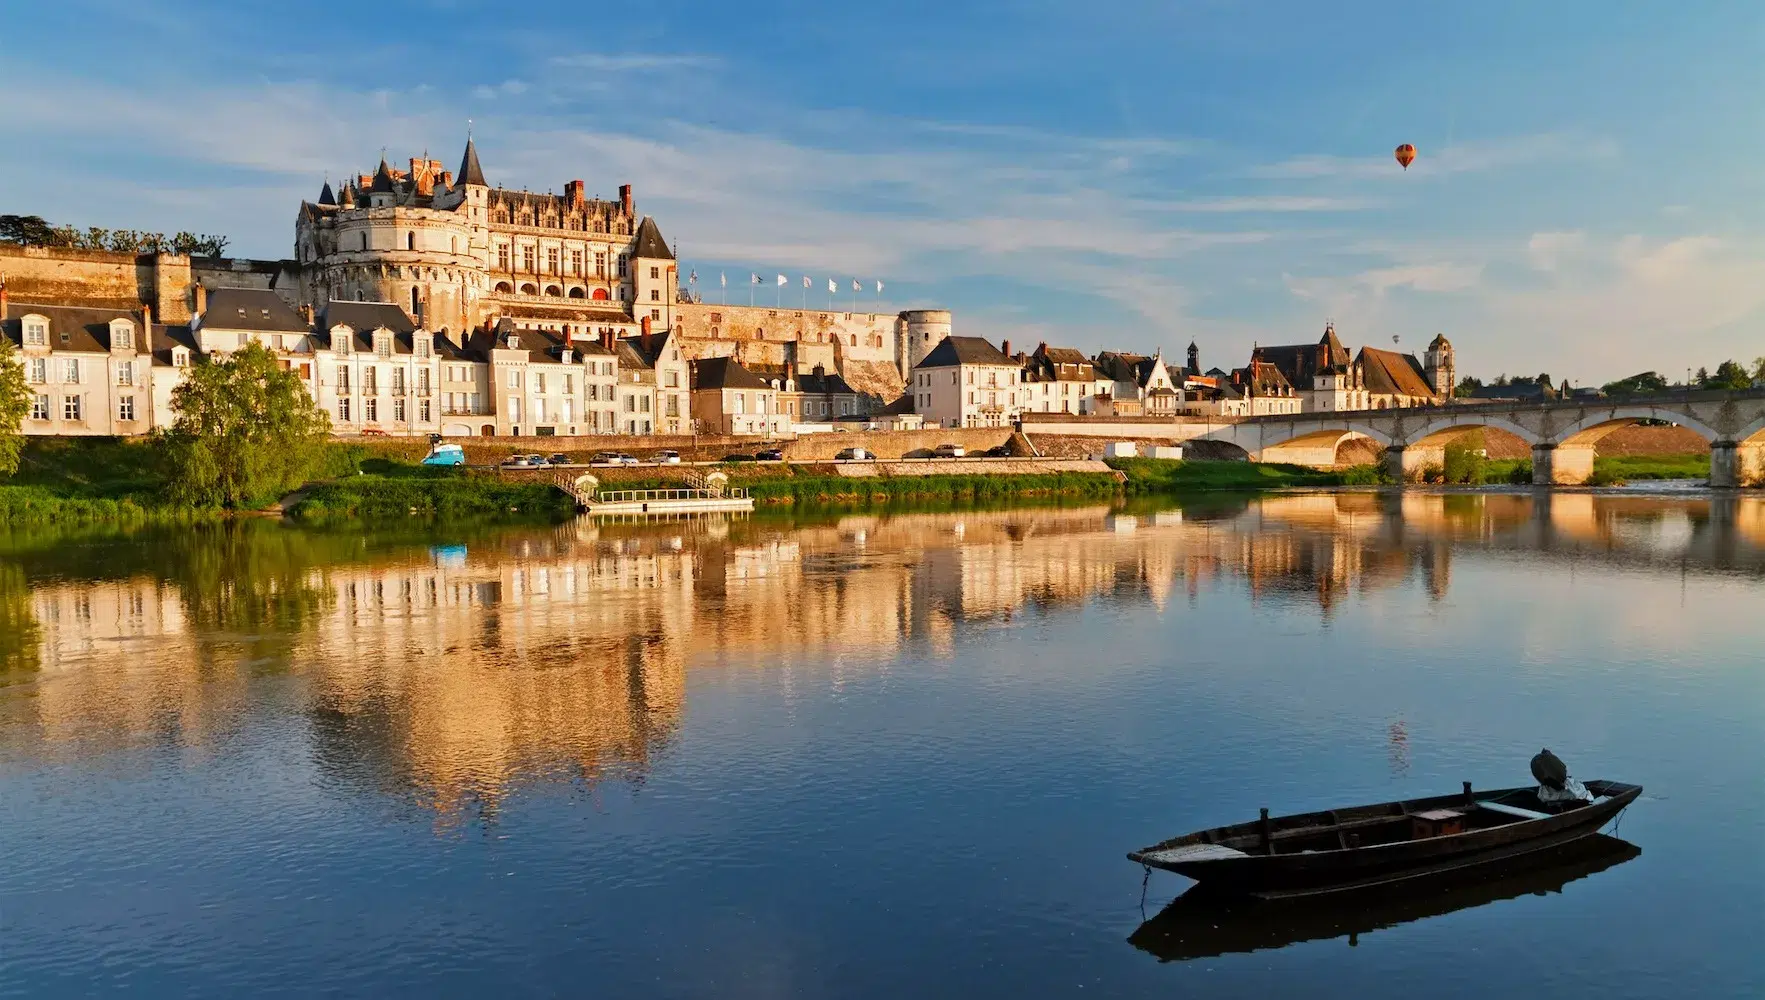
[[1, 245, 296, 323]]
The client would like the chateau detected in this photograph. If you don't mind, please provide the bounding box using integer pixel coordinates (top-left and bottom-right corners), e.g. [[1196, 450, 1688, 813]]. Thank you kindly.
[[2, 138, 952, 437]]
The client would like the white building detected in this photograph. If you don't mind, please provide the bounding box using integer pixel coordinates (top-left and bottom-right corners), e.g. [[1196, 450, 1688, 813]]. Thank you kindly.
[[910, 335, 1026, 428]]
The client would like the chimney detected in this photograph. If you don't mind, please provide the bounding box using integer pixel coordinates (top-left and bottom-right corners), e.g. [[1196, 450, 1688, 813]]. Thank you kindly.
[[640, 314, 653, 355], [1036, 341, 1047, 355], [140, 302, 152, 335], [619, 184, 633, 217], [300, 304, 315, 325], [566, 180, 586, 208], [1001, 339, 1011, 358], [441, 171, 454, 189], [194, 283, 207, 316], [416, 294, 428, 330]]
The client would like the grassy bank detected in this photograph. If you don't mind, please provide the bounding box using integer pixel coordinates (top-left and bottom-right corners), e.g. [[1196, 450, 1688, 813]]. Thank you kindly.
[[1108, 457, 1379, 491], [287, 469, 577, 523]]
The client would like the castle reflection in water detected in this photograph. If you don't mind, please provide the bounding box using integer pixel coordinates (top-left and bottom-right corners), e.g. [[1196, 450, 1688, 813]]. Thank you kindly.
[[6, 491, 1764, 821]]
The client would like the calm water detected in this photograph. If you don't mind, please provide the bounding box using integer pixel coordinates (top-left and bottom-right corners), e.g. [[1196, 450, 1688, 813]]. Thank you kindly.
[[2, 491, 1762, 998]]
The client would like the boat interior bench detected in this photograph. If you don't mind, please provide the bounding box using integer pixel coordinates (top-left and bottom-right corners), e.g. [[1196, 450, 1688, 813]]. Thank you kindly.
[[1476, 800, 1552, 821]]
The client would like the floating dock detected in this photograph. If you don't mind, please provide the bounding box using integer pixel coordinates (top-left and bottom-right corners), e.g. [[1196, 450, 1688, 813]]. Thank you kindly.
[[557, 472, 755, 516]]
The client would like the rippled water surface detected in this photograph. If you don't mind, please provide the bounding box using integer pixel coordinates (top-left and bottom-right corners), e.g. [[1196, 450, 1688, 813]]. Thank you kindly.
[[3, 492, 1762, 998]]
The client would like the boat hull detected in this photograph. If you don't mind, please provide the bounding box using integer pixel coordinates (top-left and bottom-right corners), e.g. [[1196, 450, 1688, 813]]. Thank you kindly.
[[1129, 780, 1641, 899]]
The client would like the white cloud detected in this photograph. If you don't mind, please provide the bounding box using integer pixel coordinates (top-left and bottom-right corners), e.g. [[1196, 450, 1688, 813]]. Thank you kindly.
[[549, 53, 720, 72], [1526, 230, 1586, 272], [470, 79, 529, 100]]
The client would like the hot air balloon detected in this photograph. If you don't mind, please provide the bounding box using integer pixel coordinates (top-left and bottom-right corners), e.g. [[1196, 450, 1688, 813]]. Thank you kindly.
[[1395, 143, 1417, 170]]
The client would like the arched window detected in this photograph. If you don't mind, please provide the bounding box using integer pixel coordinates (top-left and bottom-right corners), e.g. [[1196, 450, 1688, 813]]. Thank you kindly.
[[568, 287, 586, 299], [544, 285, 562, 297], [520, 283, 537, 295], [494, 281, 513, 294], [407, 232, 415, 251], [591, 288, 609, 301], [451, 236, 458, 253], [411, 287, 420, 315]]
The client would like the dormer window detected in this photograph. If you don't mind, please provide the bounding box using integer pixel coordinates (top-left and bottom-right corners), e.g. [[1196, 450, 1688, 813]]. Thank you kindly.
[[561, 349, 573, 364], [506, 334, 519, 350], [21, 316, 48, 346], [173, 349, 189, 368], [109, 319, 135, 350], [414, 338, 429, 358], [374, 332, 392, 359], [330, 329, 350, 353]]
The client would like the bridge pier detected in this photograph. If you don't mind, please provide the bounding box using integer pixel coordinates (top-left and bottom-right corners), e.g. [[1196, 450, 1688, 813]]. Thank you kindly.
[[1381, 445, 1446, 482], [1530, 443, 1596, 485], [1710, 441, 1765, 488]]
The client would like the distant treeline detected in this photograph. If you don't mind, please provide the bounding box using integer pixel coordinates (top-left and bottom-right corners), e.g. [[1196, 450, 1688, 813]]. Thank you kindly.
[[1455, 360, 1763, 399], [0, 214, 230, 257]]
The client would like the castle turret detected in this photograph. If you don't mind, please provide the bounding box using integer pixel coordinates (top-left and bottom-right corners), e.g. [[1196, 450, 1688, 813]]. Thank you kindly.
[[1186, 340, 1199, 377]]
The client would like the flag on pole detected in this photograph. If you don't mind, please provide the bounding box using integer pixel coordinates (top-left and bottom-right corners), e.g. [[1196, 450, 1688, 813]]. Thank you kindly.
[[720, 272, 727, 288], [827, 278, 837, 294], [776, 274, 787, 286], [876, 279, 884, 294], [689, 270, 698, 284], [751, 273, 762, 285], [851, 279, 861, 293], [802, 275, 811, 289]]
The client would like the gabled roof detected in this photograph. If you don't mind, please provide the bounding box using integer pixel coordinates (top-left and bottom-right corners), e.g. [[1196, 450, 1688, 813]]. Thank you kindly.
[[619, 329, 674, 367], [615, 340, 655, 375], [692, 355, 770, 390], [1030, 344, 1100, 381], [1094, 351, 1150, 383], [632, 217, 673, 260], [201, 288, 309, 333], [457, 138, 488, 187], [915, 335, 1011, 368], [3, 303, 143, 353], [1356, 346, 1438, 399], [322, 300, 416, 335]]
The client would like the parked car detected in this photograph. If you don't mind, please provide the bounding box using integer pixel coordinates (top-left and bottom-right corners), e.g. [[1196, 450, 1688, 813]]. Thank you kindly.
[[653, 450, 682, 465], [834, 447, 873, 461], [615, 453, 640, 466], [983, 445, 1011, 458], [547, 453, 572, 466], [933, 443, 966, 458], [722, 453, 756, 463], [755, 448, 785, 462], [360, 428, 388, 437], [589, 452, 621, 467], [502, 455, 536, 468]]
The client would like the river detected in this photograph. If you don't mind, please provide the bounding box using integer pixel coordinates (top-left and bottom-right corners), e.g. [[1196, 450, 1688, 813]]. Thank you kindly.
[[2, 490, 1761, 998]]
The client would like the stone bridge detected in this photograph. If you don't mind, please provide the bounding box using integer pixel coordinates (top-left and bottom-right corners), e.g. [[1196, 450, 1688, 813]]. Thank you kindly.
[[1196, 389, 1765, 486]]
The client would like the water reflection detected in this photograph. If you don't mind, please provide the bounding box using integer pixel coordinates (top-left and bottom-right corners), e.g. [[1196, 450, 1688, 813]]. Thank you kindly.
[[1128, 835, 1642, 962], [4, 492, 1764, 821]]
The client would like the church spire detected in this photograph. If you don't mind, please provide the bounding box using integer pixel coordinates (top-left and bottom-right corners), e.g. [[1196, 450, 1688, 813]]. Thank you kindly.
[[318, 178, 336, 206], [458, 136, 488, 187]]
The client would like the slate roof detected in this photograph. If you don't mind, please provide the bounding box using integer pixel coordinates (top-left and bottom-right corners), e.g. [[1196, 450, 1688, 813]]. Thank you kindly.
[[915, 335, 1012, 368], [150, 324, 200, 366], [322, 300, 416, 335], [318, 181, 336, 206], [457, 138, 488, 187], [1094, 351, 1154, 384], [692, 355, 770, 390], [633, 217, 673, 260], [1356, 346, 1438, 399], [370, 158, 397, 194], [795, 367, 858, 395], [2, 303, 142, 353], [199, 288, 309, 333], [619, 329, 675, 368], [1030, 344, 1100, 381], [615, 340, 655, 379]]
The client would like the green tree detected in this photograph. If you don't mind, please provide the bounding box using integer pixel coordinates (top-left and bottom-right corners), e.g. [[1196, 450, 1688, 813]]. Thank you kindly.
[[1753, 357, 1765, 381], [1454, 375, 1484, 398], [1694, 366, 1710, 387], [0, 336, 31, 477], [1704, 360, 1753, 391], [164, 342, 332, 508], [1602, 371, 1669, 396], [0, 214, 57, 245]]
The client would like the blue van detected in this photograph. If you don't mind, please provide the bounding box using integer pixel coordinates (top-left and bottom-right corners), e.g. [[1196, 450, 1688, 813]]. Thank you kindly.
[[421, 443, 466, 467]]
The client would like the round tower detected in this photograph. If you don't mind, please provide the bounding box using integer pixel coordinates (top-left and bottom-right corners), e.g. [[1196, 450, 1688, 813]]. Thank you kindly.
[[898, 309, 953, 377]]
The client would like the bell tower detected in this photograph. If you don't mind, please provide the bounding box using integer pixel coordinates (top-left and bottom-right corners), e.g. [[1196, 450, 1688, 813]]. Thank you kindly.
[[1424, 334, 1455, 397]]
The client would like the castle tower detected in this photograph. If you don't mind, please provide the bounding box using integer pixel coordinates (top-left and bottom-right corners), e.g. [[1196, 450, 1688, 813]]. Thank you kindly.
[[1186, 340, 1199, 377], [1423, 334, 1455, 398], [631, 215, 677, 330], [899, 309, 952, 379]]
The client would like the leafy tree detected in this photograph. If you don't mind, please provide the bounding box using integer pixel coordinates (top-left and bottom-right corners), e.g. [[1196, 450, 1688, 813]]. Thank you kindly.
[[1602, 371, 1669, 397], [164, 342, 332, 509], [1702, 360, 1753, 391], [1535, 373, 1553, 389], [0, 336, 31, 477], [0, 214, 57, 245], [1453, 375, 1484, 398], [1694, 366, 1709, 386]]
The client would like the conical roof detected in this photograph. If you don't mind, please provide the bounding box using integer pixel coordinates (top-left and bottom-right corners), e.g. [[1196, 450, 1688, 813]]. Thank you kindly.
[[318, 181, 336, 206], [370, 158, 396, 194], [457, 138, 488, 187], [633, 217, 673, 259]]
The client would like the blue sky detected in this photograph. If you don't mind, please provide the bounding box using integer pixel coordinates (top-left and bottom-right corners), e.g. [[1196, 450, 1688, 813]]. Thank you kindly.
[[3, 1, 1761, 383]]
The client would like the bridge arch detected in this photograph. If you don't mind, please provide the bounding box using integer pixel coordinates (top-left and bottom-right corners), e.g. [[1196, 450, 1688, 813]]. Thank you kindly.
[[1402, 413, 1543, 448], [1555, 406, 1723, 447]]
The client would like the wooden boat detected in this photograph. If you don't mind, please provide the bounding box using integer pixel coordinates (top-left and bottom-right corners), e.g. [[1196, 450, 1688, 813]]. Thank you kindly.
[[1129, 834, 1641, 962], [1127, 779, 1641, 899]]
